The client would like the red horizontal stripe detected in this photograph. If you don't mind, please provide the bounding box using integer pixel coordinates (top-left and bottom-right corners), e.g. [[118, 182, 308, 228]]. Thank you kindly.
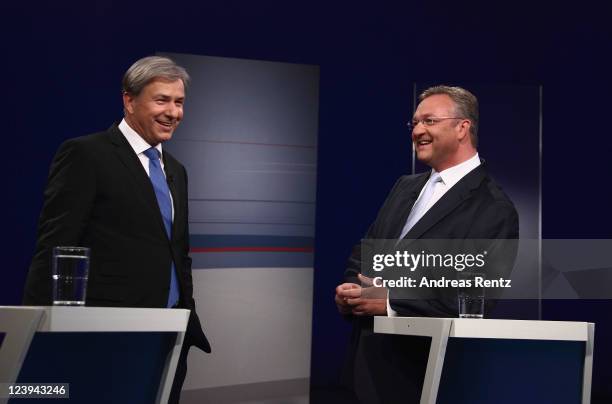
[[191, 246, 314, 253]]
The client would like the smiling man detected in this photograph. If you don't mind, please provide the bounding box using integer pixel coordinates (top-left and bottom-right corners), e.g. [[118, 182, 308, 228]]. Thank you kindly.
[[334, 85, 519, 403], [411, 91, 478, 172], [23, 56, 210, 404]]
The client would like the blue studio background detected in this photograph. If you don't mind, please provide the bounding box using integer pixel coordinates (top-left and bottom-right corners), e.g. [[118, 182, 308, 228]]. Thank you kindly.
[[2, 1, 611, 402]]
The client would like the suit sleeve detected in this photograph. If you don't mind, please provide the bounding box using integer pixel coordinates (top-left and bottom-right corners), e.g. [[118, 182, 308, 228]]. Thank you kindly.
[[181, 166, 212, 353], [23, 139, 96, 305], [182, 166, 196, 309], [343, 177, 407, 284]]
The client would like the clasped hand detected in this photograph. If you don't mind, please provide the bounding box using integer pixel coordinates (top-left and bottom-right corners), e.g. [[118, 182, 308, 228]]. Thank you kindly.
[[335, 274, 388, 316]]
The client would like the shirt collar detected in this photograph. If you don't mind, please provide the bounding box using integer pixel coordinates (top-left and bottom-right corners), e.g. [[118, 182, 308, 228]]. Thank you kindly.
[[433, 153, 481, 188], [118, 119, 163, 158]]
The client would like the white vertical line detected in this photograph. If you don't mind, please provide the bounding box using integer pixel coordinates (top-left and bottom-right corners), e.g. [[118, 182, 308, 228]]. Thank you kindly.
[[412, 83, 417, 175], [538, 85, 543, 320], [582, 323, 595, 404]]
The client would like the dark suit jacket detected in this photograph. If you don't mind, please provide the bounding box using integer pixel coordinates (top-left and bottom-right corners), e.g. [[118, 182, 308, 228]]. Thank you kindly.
[[23, 124, 210, 353], [341, 162, 519, 403]]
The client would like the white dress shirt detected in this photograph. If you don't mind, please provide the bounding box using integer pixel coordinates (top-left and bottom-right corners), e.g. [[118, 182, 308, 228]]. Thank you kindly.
[[118, 119, 174, 219], [387, 153, 481, 316]]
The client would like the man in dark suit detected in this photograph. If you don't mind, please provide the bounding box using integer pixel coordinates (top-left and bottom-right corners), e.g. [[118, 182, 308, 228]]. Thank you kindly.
[[334, 86, 519, 403], [23, 56, 210, 404]]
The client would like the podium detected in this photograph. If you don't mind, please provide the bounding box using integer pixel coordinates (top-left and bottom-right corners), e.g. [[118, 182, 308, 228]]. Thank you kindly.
[[0, 306, 189, 404], [375, 317, 594, 404]]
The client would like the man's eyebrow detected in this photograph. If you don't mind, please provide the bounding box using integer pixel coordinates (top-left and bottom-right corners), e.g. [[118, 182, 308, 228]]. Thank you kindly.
[[152, 94, 185, 102]]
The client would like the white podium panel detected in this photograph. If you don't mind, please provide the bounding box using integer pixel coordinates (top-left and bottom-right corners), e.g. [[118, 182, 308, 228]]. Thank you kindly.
[[375, 317, 594, 404], [0, 306, 189, 404]]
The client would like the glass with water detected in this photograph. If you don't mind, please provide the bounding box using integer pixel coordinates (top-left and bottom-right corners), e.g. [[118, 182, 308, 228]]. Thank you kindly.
[[52, 246, 90, 306], [457, 271, 485, 319]]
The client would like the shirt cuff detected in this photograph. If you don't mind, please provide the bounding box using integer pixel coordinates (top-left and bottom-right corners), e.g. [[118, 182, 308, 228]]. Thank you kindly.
[[386, 295, 397, 317]]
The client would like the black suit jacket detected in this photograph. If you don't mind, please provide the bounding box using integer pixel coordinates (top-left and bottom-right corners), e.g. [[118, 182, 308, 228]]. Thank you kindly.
[[342, 162, 518, 403], [23, 124, 210, 353]]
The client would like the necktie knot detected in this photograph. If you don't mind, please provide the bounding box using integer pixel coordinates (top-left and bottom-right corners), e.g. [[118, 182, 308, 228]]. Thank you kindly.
[[429, 172, 442, 184], [143, 147, 161, 161], [398, 171, 443, 239]]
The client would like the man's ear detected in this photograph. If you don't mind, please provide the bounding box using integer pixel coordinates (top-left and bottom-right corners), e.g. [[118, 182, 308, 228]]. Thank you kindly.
[[123, 92, 135, 114], [457, 119, 471, 142]]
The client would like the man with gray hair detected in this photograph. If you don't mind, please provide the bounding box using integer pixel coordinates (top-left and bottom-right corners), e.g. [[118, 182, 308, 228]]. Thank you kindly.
[[24, 56, 210, 403], [334, 85, 518, 403]]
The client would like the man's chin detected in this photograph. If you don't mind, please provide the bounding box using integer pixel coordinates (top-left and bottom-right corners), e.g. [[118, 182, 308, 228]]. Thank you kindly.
[[154, 131, 174, 143], [415, 152, 431, 164]]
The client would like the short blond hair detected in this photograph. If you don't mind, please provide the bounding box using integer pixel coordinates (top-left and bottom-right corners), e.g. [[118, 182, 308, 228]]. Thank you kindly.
[[420, 85, 479, 147]]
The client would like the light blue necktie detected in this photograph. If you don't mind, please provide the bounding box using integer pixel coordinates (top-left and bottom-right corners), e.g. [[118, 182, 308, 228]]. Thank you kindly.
[[143, 147, 179, 308], [399, 172, 442, 240]]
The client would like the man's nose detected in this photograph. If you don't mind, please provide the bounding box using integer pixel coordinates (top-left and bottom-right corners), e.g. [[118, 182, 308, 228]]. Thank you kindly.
[[166, 103, 181, 118], [412, 122, 426, 138]]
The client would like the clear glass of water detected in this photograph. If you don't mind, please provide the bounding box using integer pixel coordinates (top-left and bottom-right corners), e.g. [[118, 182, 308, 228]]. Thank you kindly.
[[457, 271, 485, 319], [52, 246, 90, 306]]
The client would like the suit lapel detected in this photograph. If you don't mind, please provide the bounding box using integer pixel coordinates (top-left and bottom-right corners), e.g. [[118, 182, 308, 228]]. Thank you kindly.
[[162, 154, 181, 240], [107, 125, 169, 239], [403, 164, 487, 240], [390, 173, 429, 238]]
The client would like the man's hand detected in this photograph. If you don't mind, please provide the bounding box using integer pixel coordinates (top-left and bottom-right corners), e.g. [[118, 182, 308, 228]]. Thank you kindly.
[[334, 274, 388, 316], [335, 282, 360, 315]]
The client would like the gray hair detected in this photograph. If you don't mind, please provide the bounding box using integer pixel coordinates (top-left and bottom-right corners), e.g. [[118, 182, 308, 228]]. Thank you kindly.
[[419, 85, 479, 147], [122, 56, 190, 95]]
